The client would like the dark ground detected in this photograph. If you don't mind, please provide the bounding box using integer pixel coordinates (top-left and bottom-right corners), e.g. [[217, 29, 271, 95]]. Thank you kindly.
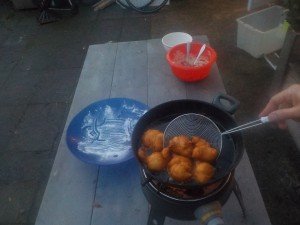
[[0, 0, 299, 224]]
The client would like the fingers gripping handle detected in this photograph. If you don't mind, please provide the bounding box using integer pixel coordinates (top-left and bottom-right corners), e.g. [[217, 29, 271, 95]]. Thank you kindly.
[[261, 116, 269, 123]]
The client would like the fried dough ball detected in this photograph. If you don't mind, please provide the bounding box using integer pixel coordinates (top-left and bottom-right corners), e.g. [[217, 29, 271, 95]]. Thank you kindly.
[[139, 133, 217, 184], [167, 155, 193, 182], [194, 138, 210, 148], [191, 137, 218, 162], [169, 135, 193, 157], [192, 146, 203, 160], [193, 162, 215, 184], [191, 136, 202, 145], [147, 152, 166, 172], [201, 147, 218, 162], [142, 129, 163, 152], [161, 147, 171, 161], [192, 146, 218, 163], [137, 147, 148, 163], [168, 155, 193, 169], [153, 133, 163, 151], [168, 163, 193, 182]]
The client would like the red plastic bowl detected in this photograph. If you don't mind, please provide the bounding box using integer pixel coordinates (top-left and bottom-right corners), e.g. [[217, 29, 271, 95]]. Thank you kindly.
[[166, 42, 217, 82]]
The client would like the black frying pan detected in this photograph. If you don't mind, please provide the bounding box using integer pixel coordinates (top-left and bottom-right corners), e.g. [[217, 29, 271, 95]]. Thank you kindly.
[[131, 94, 244, 189]]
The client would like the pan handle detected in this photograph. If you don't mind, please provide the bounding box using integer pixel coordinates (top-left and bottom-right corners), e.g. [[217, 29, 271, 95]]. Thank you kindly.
[[212, 93, 240, 115]]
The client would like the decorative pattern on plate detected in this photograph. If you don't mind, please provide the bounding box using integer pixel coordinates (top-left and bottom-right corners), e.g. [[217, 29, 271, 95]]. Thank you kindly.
[[67, 98, 148, 165]]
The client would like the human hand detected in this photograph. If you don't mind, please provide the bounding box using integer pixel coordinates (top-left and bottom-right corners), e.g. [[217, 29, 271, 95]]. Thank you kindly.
[[260, 84, 300, 129]]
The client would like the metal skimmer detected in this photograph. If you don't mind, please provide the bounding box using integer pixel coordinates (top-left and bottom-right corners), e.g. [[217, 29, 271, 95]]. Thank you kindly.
[[164, 113, 270, 152]]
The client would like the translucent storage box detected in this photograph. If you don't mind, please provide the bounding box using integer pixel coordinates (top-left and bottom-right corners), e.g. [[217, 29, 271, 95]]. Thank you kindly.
[[236, 5, 288, 58]]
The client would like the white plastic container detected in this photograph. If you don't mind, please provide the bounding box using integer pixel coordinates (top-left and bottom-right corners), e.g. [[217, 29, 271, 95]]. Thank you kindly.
[[162, 32, 193, 51], [236, 5, 288, 58]]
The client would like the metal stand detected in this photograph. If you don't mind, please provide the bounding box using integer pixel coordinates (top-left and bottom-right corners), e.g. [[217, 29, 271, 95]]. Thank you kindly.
[[145, 177, 247, 224], [270, 28, 298, 94], [38, 9, 59, 24], [37, 0, 78, 24], [147, 207, 166, 225], [232, 179, 246, 218]]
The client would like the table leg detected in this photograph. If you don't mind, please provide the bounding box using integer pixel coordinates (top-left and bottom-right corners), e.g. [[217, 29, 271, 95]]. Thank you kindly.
[[233, 179, 246, 218]]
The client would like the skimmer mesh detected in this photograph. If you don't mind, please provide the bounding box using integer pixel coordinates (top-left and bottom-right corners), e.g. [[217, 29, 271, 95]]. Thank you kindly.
[[164, 113, 222, 151]]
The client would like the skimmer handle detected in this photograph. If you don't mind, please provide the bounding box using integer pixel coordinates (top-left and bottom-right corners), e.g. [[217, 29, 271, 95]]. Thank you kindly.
[[221, 116, 269, 135]]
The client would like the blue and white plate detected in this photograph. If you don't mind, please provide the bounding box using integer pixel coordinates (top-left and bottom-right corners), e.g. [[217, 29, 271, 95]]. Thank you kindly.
[[66, 98, 148, 165]]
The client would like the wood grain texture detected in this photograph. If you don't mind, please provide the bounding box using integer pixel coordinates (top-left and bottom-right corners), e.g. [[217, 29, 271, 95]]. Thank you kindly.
[[90, 40, 149, 225], [90, 159, 149, 225], [185, 36, 226, 103], [110, 41, 148, 103], [35, 44, 118, 225], [147, 38, 186, 107]]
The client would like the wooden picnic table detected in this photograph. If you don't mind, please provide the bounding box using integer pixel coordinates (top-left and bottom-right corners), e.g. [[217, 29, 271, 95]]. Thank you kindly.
[[35, 36, 272, 225]]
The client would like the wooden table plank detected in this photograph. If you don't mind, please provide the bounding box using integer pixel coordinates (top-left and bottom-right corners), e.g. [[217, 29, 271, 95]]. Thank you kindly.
[[90, 40, 149, 225], [71, 43, 118, 111], [147, 39, 186, 107], [185, 36, 226, 103], [91, 159, 149, 225], [35, 44, 118, 225], [35, 142, 98, 225], [185, 64, 226, 103], [110, 41, 148, 103], [222, 154, 272, 225]]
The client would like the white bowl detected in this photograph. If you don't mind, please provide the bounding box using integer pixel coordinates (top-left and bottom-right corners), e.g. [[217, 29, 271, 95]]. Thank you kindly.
[[162, 32, 193, 51]]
